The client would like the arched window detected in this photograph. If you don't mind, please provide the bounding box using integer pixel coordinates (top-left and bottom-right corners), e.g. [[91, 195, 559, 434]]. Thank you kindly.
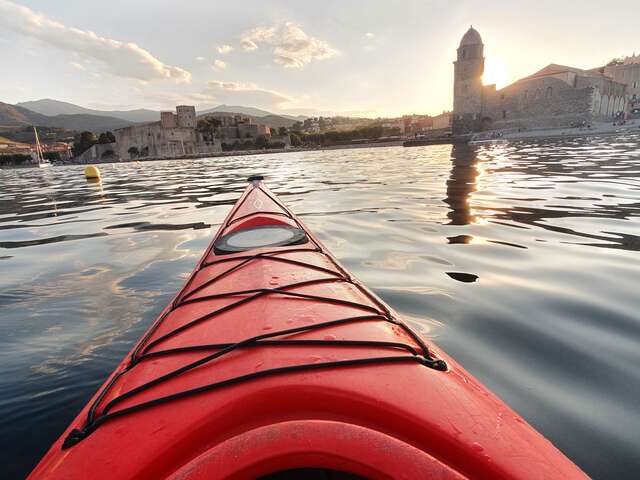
[[462, 49, 467, 59], [546, 86, 553, 98], [524, 90, 529, 100]]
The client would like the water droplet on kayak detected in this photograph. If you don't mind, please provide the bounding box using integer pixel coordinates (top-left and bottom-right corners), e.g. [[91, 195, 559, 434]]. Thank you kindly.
[[324, 334, 337, 340], [263, 324, 273, 330], [298, 314, 315, 324], [472, 442, 484, 452]]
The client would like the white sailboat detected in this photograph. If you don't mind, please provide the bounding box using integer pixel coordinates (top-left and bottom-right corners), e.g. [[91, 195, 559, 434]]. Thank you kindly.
[[33, 126, 50, 168]]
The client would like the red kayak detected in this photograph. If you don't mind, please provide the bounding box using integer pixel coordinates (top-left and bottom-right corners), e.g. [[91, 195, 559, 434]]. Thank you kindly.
[[29, 177, 587, 479]]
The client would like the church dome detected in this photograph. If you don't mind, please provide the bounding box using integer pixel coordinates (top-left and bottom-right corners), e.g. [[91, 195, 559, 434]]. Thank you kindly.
[[460, 26, 482, 46]]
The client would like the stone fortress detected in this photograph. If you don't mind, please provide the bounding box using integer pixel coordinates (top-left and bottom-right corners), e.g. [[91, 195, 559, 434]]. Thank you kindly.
[[114, 106, 221, 161], [453, 27, 639, 134]]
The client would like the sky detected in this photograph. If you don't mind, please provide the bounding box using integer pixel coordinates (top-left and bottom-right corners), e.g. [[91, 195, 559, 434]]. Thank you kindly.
[[0, 0, 637, 118]]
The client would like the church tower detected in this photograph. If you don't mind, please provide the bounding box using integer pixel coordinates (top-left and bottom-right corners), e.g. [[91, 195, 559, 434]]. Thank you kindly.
[[453, 26, 485, 134]]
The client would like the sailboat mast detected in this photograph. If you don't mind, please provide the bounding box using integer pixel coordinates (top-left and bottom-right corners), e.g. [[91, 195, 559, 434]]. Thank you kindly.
[[33, 126, 43, 163]]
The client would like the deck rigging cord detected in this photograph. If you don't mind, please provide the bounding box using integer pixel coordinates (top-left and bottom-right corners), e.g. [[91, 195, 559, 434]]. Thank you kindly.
[[62, 182, 446, 449]]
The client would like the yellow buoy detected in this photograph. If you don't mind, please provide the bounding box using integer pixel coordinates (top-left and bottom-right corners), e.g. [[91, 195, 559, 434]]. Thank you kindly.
[[84, 165, 101, 179]]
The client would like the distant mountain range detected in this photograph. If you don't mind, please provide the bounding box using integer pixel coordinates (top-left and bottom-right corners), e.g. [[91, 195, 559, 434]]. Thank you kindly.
[[0, 101, 134, 132], [199, 104, 306, 122], [197, 111, 300, 129], [16, 99, 158, 123], [8, 99, 306, 132]]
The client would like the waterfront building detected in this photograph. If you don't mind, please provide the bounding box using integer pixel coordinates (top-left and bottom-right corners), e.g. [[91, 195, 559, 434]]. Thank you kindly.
[[0, 138, 72, 161], [431, 111, 452, 131], [41, 142, 72, 161], [452, 27, 629, 134], [114, 106, 221, 161], [0, 138, 32, 156], [203, 114, 279, 149], [603, 55, 640, 116]]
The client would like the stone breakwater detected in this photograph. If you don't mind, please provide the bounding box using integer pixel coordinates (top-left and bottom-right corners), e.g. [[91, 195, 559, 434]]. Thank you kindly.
[[499, 119, 640, 141]]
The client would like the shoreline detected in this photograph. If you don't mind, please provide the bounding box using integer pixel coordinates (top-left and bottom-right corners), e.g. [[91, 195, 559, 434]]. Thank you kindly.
[[1, 140, 406, 168], [2, 125, 639, 169]]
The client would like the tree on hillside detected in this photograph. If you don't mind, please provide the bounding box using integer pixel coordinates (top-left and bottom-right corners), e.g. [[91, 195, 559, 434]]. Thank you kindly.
[[255, 135, 269, 149], [101, 149, 115, 160], [98, 131, 115, 144], [73, 131, 98, 156], [197, 117, 221, 141], [278, 126, 288, 136], [128, 147, 139, 158], [290, 133, 302, 147]]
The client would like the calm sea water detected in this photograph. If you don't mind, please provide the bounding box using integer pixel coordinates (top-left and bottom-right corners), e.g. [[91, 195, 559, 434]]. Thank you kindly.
[[1, 137, 640, 479]]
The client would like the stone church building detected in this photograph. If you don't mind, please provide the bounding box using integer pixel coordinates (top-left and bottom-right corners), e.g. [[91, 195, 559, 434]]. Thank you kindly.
[[452, 27, 629, 134]]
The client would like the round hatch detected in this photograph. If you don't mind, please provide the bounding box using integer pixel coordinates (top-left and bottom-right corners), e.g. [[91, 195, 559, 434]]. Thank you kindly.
[[214, 225, 308, 254]]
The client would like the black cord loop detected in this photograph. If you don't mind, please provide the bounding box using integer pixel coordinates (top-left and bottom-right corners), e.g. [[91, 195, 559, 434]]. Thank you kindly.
[[62, 184, 446, 449]]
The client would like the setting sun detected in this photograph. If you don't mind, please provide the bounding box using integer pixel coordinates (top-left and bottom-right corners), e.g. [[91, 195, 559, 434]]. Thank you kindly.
[[483, 57, 510, 88]]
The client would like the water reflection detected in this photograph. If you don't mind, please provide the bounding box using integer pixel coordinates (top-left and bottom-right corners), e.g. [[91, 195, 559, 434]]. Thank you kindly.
[[444, 145, 480, 225], [478, 137, 640, 251], [1, 137, 640, 479]]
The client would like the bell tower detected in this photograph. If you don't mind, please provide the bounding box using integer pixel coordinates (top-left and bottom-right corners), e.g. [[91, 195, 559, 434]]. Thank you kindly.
[[453, 26, 485, 134]]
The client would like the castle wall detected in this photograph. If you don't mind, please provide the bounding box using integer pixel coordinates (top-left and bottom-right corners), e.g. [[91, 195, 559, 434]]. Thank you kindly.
[[114, 105, 222, 160], [114, 122, 220, 160], [160, 111, 176, 128], [604, 62, 640, 101], [75, 142, 118, 164], [176, 106, 196, 128], [482, 77, 596, 130]]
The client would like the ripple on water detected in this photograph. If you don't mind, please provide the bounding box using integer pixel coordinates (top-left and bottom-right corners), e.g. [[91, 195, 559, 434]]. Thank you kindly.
[[1, 136, 640, 479]]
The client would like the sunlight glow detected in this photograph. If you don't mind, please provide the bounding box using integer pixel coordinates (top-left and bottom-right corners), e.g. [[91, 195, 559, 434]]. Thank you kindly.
[[483, 58, 509, 89]]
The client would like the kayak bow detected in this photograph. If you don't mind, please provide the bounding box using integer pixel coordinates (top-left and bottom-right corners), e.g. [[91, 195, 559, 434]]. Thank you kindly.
[[29, 177, 587, 479]]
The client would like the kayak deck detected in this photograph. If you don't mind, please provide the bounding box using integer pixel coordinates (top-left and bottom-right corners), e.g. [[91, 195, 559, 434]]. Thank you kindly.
[[29, 178, 587, 480]]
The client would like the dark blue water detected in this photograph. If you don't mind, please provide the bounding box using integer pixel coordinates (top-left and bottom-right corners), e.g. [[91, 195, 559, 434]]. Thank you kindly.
[[1, 137, 639, 479]]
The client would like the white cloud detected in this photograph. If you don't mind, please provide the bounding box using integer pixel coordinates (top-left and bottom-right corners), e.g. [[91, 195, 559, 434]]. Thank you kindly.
[[0, 0, 191, 83], [212, 59, 226, 71], [69, 61, 86, 71], [241, 38, 258, 51], [195, 56, 206, 62], [216, 44, 233, 54], [363, 31, 379, 52], [127, 81, 293, 112], [240, 22, 338, 68]]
